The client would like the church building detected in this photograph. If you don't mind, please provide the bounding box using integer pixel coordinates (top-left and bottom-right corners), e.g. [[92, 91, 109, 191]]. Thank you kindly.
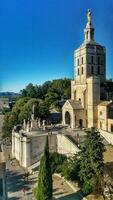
[[62, 10, 113, 132]]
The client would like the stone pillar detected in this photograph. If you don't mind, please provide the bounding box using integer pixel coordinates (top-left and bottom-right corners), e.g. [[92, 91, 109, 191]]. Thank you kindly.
[[71, 111, 75, 129], [23, 137, 31, 168], [12, 131, 15, 158], [62, 109, 66, 126], [87, 77, 100, 128]]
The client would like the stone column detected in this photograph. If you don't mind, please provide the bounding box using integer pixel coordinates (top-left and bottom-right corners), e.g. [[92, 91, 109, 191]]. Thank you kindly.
[[71, 111, 75, 129], [12, 131, 15, 158], [23, 137, 31, 168], [62, 109, 66, 125]]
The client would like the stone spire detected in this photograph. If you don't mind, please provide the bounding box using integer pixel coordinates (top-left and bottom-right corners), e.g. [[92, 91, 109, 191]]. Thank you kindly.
[[84, 9, 95, 43]]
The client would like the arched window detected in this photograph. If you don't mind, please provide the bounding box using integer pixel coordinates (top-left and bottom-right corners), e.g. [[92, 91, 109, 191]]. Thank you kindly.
[[91, 66, 94, 75], [98, 56, 100, 65], [82, 57, 83, 64], [77, 59, 79, 66], [78, 68, 80, 75], [91, 56, 94, 64], [82, 67, 84, 74], [98, 66, 100, 75]]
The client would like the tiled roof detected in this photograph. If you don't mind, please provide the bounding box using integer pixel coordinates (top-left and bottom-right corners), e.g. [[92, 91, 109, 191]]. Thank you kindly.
[[98, 101, 113, 106], [67, 99, 83, 110]]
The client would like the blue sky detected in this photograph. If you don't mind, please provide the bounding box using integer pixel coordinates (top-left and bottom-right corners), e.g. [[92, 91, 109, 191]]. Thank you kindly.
[[0, 0, 113, 92]]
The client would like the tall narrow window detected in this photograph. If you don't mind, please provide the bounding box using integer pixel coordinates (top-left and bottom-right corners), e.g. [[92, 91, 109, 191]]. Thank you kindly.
[[82, 57, 83, 64], [91, 56, 94, 64], [78, 68, 80, 75], [77, 59, 79, 66], [91, 66, 94, 75], [98, 66, 100, 74], [82, 67, 84, 74], [98, 56, 100, 65]]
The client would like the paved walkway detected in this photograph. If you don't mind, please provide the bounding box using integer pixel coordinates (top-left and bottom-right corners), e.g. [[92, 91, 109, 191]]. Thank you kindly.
[[5, 145, 83, 200], [5, 145, 36, 199], [53, 175, 83, 200]]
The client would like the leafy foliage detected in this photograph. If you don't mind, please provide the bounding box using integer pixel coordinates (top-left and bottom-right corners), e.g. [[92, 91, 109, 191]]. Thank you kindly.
[[36, 137, 53, 200], [2, 97, 50, 138], [20, 79, 71, 109], [50, 152, 67, 174], [79, 128, 105, 195], [61, 155, 80, 181], [2, 79, 71, 137]]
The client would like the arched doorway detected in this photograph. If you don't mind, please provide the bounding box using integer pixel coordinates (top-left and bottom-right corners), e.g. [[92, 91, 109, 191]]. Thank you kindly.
[[79, 119, 83, 128], [111, 125, 113, 132], [65, 111, 71, 125]]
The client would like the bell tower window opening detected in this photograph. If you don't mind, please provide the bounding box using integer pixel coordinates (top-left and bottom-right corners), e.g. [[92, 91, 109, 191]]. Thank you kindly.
[[91, 66, 94, 75], [78, 68, 80, 75], [98, 66, 100, 75], [91, 56, 94, 64], [82, 57, 84, 64], [98, 56, 100, 65], [77, 59, 79, 66], [82, 67, 84, 74]]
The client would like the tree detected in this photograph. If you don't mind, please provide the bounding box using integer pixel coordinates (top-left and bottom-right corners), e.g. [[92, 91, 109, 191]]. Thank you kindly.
[[61, 155, 80, 181], [49, 152, 67, 174], [79, 128, 105, 195], [20, 79, 71, 109], [36, 136, 53, 200], [20, 83, 36, 98]]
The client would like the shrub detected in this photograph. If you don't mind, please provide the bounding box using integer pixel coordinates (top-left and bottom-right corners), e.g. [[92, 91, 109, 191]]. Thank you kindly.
[[50, 152, 67, 174], [61, 155, 80, 181]]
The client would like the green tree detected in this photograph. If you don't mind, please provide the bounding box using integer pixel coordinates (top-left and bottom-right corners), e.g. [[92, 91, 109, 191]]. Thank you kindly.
[[79, 128, 105, 195], [49, 152, 67, 174], [2, 111, 18, 138], [36, 136, 53, 200], [20, 79, 71, 109], [45, 79, 71, 108], [20, 83, 36, 98], [61, 155, 80, 181]]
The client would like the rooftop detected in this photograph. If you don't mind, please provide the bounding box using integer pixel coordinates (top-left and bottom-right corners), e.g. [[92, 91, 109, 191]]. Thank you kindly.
[[99, 101, 113, 106]]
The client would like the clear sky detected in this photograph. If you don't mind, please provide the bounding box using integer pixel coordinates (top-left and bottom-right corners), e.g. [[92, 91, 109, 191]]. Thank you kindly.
[[0, 0, 113, 92]]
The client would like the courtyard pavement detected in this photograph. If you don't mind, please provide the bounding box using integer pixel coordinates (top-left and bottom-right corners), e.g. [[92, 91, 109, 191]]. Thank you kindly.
[[4, 144, 83, 200]]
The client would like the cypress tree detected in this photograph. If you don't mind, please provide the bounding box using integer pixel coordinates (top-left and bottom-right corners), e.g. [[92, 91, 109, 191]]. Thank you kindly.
[[36, 136, 53, 200]]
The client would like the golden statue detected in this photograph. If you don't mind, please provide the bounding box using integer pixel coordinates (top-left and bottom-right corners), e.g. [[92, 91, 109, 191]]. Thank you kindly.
[[87, 9, 91, 24]]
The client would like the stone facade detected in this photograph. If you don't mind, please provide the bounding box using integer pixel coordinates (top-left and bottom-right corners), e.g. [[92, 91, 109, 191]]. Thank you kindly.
[[62, 10, 113, 132]]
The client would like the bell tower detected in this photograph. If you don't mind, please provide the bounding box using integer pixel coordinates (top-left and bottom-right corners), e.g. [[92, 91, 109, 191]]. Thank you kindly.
[[74, 9, 106, 85]]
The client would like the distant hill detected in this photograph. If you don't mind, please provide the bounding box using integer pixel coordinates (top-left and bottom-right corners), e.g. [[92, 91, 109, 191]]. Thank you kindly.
[[0, 92, 19, 98]]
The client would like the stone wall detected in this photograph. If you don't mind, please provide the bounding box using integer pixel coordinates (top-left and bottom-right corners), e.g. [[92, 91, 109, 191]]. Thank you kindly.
[[99, 129, 113, 145], [12, 131, 57, 168], [57, 134, 80, 156], [108, 119, 113, 132]]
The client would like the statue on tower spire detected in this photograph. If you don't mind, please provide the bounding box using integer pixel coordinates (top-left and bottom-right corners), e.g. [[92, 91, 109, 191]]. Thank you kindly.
[[87, 9, 91, 24]]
